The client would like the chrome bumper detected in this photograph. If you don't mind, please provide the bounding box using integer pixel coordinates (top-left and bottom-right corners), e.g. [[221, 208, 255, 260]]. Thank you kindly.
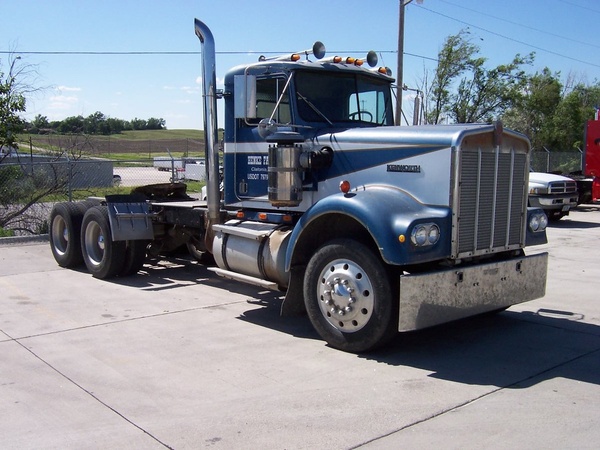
[[398, 252, 548, 331]]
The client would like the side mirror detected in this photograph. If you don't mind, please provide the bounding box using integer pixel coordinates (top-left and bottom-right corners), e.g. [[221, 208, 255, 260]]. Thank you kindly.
[[234, 74, 257, 119]]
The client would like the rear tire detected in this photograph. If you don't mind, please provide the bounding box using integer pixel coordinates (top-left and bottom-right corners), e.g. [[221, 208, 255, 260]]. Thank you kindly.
[[120, 240, 148, 276], [303, 239, 397, 353], [49, 202, 85, 268], [81, 206, 126, 279]]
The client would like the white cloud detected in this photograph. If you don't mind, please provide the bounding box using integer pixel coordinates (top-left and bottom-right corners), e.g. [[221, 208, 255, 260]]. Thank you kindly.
[[56, 85, 82, 92], [48, 95, 78, 110], [181, 85, 200, 95]]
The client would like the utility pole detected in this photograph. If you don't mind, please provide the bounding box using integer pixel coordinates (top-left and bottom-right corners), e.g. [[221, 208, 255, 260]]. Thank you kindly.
[[395, 0, 421, 126]]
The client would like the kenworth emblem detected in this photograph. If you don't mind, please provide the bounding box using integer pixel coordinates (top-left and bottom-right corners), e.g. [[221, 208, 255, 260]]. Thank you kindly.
[[387, 164, 421, 173]]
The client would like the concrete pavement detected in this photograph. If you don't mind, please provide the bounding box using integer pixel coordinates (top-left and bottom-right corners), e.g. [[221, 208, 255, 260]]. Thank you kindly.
[[1, 207, 599, 449]]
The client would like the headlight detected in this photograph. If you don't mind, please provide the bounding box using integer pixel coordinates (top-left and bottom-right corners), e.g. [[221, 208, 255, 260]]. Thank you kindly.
[[529, 187, 548, 195], [529, 212, 548, 232], [411, 223, 440, 247]]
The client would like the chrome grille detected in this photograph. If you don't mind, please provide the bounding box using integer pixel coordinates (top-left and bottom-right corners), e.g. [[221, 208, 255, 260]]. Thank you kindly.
[[549, 180, 577, 194], [454, 143, 528, 258]]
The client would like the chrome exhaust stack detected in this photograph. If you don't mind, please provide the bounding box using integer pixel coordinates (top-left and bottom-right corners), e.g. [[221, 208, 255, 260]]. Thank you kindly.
[[194, 19, 220, 227]]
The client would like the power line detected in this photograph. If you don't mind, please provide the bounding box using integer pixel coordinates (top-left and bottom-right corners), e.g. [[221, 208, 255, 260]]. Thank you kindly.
[[438, 0, 600, 51], [558, 0, 600, 14], [1, 50, 400, 56], [416, 3, 600, 69]]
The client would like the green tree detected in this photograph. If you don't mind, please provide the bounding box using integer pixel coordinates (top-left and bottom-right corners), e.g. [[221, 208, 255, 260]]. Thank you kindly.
[[31, 114, 50, 131], [423, 30, 534, 124], [146, 117, 166, 130], [0, 55, 27, 153], [425, 30, 477, 124], [503, 68, 562, 150]]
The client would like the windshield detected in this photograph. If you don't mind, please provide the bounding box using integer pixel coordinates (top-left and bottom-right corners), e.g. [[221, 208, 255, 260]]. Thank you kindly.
[[295, 71, 393, 126]]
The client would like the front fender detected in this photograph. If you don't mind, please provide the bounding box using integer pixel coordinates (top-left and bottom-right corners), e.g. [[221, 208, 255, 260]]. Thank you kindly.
[[526, 207, 548, 246], [285, 186, 452, 270]]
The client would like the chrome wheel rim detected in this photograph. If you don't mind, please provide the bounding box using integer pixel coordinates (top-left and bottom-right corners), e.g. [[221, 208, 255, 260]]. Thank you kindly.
[[317, 259, 374, 333]]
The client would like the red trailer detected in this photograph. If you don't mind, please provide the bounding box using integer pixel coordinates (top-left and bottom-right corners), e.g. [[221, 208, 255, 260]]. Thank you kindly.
[[584, 117, 600, 202]]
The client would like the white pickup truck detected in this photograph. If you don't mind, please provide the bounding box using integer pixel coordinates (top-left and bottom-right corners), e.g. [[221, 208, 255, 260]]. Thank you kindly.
[[528, 172, 578, 220]]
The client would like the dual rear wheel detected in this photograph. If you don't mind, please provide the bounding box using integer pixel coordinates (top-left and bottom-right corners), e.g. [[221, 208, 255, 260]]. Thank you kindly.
[[49, 202, 147, 278]]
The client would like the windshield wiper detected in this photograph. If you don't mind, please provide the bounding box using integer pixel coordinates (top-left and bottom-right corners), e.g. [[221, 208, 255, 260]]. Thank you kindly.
[[296, 91, 333, 125]]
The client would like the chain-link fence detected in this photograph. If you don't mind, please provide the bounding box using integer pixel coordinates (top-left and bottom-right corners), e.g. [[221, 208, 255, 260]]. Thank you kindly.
[[530, 148, 584, 174], [0, 155, 206, 236]]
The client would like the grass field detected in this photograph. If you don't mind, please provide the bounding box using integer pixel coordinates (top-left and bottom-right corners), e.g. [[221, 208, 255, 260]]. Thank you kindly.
[[20, 129, 209, 159]]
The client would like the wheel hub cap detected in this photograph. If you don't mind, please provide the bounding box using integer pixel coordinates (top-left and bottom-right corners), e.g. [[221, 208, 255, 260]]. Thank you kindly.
[[317, 259, 374, 333]]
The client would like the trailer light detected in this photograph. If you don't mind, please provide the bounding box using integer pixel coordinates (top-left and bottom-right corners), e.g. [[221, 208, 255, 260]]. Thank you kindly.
[[345, 57, 356, 64], [339, 180, 351, 194], [291, 53, 301, 61], [410, 223, 440, 247], [378, 67, 388, 74], [333, 56, 342, 63], [354, 59, 364, 66]]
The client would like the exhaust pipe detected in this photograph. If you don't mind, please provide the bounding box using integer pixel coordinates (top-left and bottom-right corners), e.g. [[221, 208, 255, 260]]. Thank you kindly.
[[194, 19, 220, 226]]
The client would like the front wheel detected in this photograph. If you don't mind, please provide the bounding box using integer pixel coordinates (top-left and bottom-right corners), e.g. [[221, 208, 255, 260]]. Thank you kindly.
[[303, 239, 397, 353]]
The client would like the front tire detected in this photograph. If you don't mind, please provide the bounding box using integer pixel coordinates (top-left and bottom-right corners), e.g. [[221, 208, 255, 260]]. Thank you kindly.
[[81, 206, 126, 279], [303, 239, 397, 353]]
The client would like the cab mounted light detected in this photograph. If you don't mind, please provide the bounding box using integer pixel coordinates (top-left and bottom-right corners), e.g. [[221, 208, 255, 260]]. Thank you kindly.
[[339, 180, 351, 194]]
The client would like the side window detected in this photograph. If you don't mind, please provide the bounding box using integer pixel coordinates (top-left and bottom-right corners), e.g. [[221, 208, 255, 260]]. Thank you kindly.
[[253, 78, 291, 124]]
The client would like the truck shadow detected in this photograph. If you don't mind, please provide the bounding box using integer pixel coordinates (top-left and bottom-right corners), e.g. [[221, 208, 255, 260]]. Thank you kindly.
[[240, 291, 600, 390], [363, 309, 600, 389], [112, 256, 600, 390]]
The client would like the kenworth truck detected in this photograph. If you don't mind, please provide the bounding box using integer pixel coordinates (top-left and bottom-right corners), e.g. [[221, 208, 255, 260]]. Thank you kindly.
[[48, 19, 549, 353]]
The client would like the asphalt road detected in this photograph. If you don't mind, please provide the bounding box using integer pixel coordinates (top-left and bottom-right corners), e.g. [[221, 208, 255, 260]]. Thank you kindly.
[[1, 207, 599, 449]]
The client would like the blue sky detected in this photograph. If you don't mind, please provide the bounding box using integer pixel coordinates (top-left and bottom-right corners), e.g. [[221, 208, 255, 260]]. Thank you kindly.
[[2, 0, 600, 129]]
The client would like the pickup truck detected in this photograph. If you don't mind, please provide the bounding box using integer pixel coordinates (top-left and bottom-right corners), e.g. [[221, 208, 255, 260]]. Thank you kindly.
[[528, 172, 578, 220]]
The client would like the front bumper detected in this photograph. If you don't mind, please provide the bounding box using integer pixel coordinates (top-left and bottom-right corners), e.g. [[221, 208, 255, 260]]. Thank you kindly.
[[398, 252, 548, 331], [528, 194, 578, 211]]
